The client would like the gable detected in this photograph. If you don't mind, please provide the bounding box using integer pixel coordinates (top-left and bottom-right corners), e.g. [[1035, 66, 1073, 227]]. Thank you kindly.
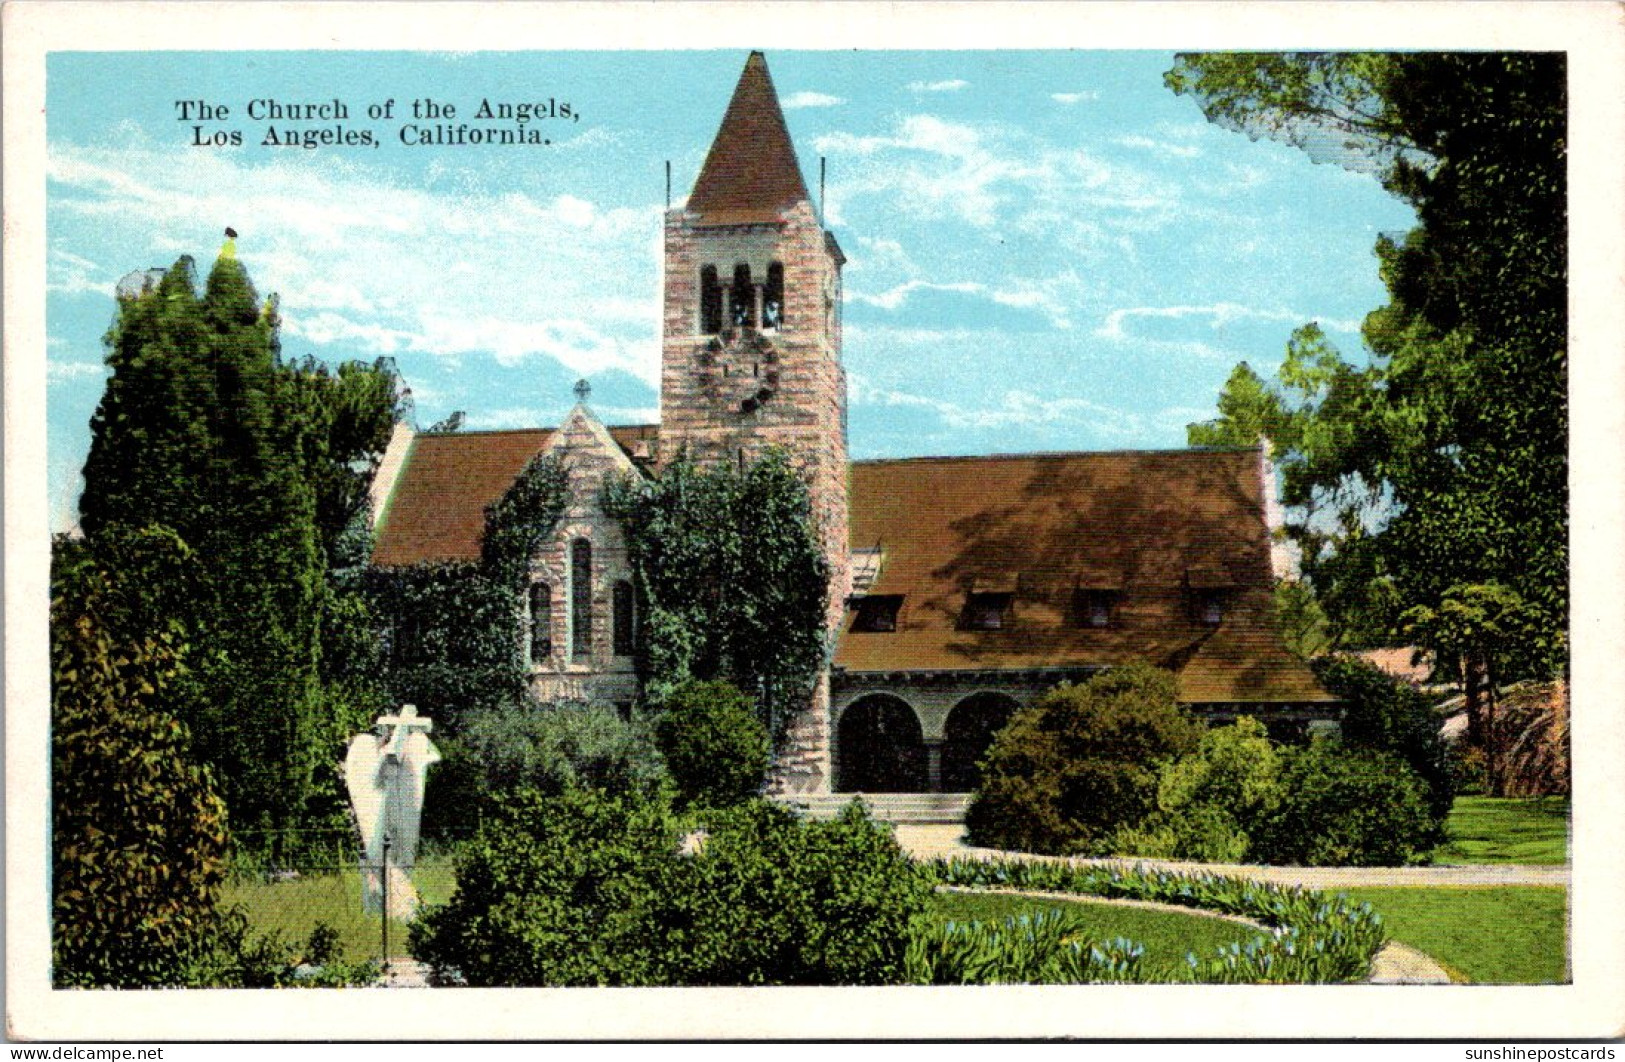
[[372, 424, 657, 567]]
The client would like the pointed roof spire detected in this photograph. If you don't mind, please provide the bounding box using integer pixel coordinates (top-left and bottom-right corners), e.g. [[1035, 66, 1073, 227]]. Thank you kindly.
[[688, 52, 810, 226]]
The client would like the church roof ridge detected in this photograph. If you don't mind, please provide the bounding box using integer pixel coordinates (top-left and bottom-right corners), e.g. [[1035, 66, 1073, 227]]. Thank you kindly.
[[416, 422, 659, 439], [687, 51, 810, 226], [850, 444, 1263, 467]]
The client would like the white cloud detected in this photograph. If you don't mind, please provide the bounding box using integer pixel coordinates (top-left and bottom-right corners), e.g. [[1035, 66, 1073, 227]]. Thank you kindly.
[[1051, 91, 1100, 105], [47, 140, 663, 387], [47, 359, 106, 383], [817, 115, 1178, 237], [907, 79, 968, 93], [850, 376, 1142, 437], [783, 91, 845, 109], [1095, 302, 1361, 341], [849, 277, 1074, 329], [1117, 134, 1201, 160]]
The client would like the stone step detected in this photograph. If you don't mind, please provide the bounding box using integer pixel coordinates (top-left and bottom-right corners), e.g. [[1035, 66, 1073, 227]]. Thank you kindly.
[[779, 792, 973, 824]]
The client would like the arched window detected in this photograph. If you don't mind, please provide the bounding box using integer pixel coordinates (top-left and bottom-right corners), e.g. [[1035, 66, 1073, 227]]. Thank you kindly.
[[731, 263, 755, 329], [763, 262, 785, 329], [570, 539, 592, 661], [613, 580, 636, 656], [528, 582, 552, 664], [700, 265, 723, 334]]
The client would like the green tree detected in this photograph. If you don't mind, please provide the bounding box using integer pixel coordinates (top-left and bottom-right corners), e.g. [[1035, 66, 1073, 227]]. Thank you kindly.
[[51, 543, 230, 987], [1171, 53, 1566, 677], [1401, 582, 1548, 796], [604, 450, 829, 741], [1311, 653, 1454, 828], [75, 245, 406, 835]]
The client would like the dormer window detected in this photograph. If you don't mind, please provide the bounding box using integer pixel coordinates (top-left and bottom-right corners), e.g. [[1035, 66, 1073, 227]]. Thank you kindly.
[[763, 262, 785, 329], [851, 595, 903, 633], [731, 263, 755, 328], [1072, 589, 1117, 629], [1186, 566, 1234, 628], [961, 592, 1011, 631], [700, 265, 723, 334]]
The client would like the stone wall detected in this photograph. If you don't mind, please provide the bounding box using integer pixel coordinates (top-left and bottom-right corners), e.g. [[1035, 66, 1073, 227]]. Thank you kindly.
[[526, 407, 640, 708], [661, 200, 850, 794]]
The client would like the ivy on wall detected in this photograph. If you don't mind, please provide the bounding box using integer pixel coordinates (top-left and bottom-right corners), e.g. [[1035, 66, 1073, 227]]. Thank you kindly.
[[604, 449, 828, 740], [368, 451, 569, 731]]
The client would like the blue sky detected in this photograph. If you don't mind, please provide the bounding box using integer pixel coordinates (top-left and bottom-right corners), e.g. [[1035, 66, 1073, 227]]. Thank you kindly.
[[45, 50, 1417, 532]]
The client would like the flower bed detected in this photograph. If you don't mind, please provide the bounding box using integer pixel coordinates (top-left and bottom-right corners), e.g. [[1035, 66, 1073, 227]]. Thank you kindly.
[[918, 857, 1388, 983]]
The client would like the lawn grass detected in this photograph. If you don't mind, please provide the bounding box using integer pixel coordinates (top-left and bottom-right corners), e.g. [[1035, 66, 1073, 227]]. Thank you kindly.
[[1433, 796, 1569, 865], [929, 890, 1262, 979], [1337, 885, 1568, 984], [221, 857, 456, 963]]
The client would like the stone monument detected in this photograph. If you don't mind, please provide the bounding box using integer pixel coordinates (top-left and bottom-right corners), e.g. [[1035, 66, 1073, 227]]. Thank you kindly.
[[344, 704, 441, 919]]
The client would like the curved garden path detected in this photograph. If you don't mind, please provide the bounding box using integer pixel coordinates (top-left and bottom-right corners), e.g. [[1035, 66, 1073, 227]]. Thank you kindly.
[[893, 825, 1570, 888]]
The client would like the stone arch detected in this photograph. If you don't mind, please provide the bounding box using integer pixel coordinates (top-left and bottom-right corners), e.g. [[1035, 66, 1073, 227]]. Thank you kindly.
[[835, 694, 926, 793], [941, 691, 1021, 792]]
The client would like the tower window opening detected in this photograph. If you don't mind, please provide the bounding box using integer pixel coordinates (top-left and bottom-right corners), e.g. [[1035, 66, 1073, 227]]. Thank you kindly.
[[570, 539, 593, 660], [700, 265, 723, 334], [764, 262, 785, 329], [731, 264, 755, 329]]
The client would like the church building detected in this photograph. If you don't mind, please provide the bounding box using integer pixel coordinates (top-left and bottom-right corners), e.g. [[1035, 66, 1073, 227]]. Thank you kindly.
[[369, 53, 1338, 810]]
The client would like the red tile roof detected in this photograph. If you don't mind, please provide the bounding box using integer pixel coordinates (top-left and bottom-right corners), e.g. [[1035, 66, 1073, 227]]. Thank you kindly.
[[687, 52, 811, 226], [371, 425, 657, 567], [373, 435, 1331, 704], [836, 450, 1335, 704]]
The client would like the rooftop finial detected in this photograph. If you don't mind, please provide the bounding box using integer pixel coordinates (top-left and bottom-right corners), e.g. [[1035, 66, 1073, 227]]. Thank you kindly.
[[574, 378, 592, 404]]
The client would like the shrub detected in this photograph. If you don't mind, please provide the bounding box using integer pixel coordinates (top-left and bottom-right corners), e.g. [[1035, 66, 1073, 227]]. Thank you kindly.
[[966, 664, 1202, 855], [1252, 740, 1436, 866], [673, 800, 932, 985], [1133, 717, 1285, 862], [1312, 654, 1455, 833], [654, 679, 770, 809], [410, 789, 931, 987], [423, 699, 667, 840], [411, 786, 684, 987]]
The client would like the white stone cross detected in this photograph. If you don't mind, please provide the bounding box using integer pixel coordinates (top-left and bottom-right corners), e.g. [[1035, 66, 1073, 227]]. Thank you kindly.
[[345, 704, 441, 919]]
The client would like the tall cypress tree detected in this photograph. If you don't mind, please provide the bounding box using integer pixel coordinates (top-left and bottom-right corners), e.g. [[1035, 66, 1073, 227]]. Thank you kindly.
[[77, 241, 397, 835]]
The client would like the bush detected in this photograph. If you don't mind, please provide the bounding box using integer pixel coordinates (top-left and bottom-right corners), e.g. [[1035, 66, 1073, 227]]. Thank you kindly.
[[423, 700, 667, 840], [966, 664, 1202, 855], [674, 800, 932, 985], [1312, 654, 1455, 834], [410, 789, 931, 987], [411, 786, 684, 987], [1252, 739, 1436, 866], [1124, 717, 1284, 863], [654, 680, 770, 809]]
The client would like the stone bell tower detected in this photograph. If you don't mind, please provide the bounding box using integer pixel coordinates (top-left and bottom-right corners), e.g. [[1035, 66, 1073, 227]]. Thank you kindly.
[[659, 52, 849, 795]]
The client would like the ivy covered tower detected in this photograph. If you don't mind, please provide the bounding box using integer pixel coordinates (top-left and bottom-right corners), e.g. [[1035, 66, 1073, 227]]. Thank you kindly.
[[660, 52, 850, 794]]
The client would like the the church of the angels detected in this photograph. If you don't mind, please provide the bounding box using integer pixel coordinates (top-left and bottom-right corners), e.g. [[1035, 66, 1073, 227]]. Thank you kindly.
[[368, 53, 1338, 805]]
